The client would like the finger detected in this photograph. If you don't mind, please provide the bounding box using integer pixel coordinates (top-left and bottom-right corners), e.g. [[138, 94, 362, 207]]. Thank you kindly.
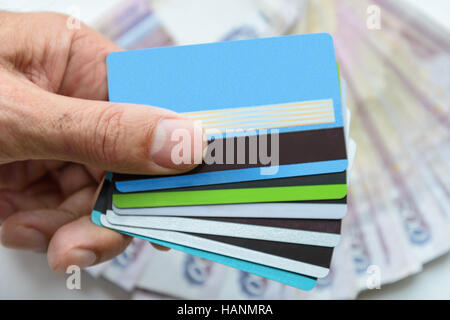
[[57, 19, 123, 101], [24, 164, 97, 198], [0, 160, 65, 190], [0, 190, 47, 223], [47, 215, 132, 272], [5, 85, 205, 174], [21, 174, 65, 208], [0, 186, 96, 252], [0, 12, 119, 101], [0, 171, 69, 223], [85, 166, 105, 183], [23, 174, 61, 196], [51, 163, 97, 197]]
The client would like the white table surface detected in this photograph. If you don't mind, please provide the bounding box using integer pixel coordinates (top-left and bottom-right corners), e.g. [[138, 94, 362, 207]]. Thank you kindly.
[[1, 245, 449, 299], [0, 0, 449, 300]]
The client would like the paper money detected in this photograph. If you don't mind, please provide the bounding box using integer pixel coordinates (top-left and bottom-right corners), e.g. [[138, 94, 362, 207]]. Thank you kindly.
[[133, 245, 299, 299], [336, 1, 450, 261], [295, 218, 359, 300], [135, 248, 228, 299], [322, 0, 449, 297], [289, 0, 448, 298], [339, 0, 450, 221], [102, 239, 154, 291], [94, 0, 174, 49], [94, 0, 305, 49], [84, 261, 111, 279]]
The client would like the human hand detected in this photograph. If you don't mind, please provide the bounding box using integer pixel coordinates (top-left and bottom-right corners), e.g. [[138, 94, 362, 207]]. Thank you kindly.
[[0, 12, 203, 271]]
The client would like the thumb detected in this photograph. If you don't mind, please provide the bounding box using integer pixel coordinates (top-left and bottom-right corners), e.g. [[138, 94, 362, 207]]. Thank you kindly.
[[4, 86, 205, 175]]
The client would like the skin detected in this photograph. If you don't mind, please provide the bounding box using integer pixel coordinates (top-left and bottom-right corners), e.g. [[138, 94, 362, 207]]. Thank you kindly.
[[0, 12, 203, 272]]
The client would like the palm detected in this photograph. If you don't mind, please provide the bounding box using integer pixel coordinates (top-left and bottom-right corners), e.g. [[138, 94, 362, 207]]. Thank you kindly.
[[0, 11, 113, 224], [0, 160, 103, 236], [0, 12, 132, 269]]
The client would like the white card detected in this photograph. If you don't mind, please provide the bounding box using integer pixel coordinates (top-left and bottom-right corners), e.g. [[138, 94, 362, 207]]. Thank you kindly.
[[106, 210, 341, 247], [113, 202, 346, 219], [100, 215, 329, 278]]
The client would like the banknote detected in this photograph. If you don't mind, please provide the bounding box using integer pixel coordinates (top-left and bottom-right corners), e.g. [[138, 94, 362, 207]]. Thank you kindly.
[[351, 0, 450, 111], [84, 261, 112, 279], [307, 0, 450, 298], [101, 239, 154, 291], [340, 0, 450, 221], [290, 217, 355, 300], [132, 243, 301, 300], [292, 0, 448, 298], [94, 0, 306, 49], [215, 270, 297, 300], [336, 5, 450, 263], [135, 247, 229, 299], [94, 0, 174, 49]]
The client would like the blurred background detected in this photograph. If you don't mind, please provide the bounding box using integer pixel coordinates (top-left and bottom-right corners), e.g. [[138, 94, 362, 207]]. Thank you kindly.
[[0, 0, 449, 299]]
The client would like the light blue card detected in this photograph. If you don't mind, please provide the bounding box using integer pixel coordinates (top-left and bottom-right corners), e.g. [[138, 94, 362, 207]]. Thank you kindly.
[[107, 33, 346, 192], [115, 159, 347, 192], [107, 33, 342, 132]]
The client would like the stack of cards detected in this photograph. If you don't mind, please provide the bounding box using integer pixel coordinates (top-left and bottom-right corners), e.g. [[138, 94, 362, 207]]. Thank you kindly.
[[91, 33, 356, 291]]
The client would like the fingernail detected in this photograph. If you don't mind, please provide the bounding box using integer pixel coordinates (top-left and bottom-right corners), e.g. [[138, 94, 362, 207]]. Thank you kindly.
[[0, 225, 48, 252], [150, 242, 171, 251], [0, 199, 14, 223], [151, 118, 205, 170], [63, 248, 97, 271]]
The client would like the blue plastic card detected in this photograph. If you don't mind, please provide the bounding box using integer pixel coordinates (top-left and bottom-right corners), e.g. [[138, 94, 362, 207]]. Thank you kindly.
[[107, 33, 346, 191], [107, 33, 343, 132]]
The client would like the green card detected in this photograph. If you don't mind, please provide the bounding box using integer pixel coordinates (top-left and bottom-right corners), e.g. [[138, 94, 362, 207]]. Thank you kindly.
[[113, 184, 347, 208]]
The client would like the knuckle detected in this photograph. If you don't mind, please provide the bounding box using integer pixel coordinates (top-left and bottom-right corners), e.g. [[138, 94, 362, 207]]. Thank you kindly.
[[91, 105, 125, 164], [59, 207, 81, 222], [141, 116, 160, 158], [36, 12, 80, 31]]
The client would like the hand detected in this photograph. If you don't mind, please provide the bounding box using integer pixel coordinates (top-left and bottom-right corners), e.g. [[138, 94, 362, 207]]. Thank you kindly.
[[0, 12, 203, 272]]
